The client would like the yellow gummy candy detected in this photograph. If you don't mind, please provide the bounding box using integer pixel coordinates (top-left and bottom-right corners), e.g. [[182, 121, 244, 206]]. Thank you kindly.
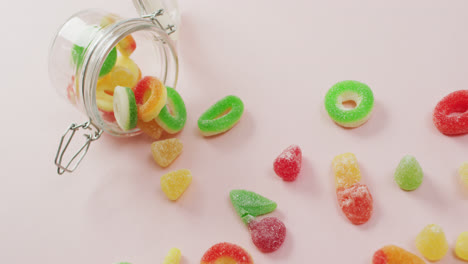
[[456, 232, 468, 261], [161, 169, 192, 201], [151, 138, 183, 168], [459, 162, 468, 188], [163, 248, 181, 264], [109, 56, 141, 88], [415, 224, 449, 261], [332, 153, 362, 188]]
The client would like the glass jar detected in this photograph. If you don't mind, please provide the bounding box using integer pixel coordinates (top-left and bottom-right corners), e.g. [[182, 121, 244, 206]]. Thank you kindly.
[[49, 0, 180, 174]]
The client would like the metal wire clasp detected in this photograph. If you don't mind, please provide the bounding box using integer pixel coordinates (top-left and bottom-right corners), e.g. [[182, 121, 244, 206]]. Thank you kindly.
[[141, 9, 176, 35], [54, 121, 103, 175]]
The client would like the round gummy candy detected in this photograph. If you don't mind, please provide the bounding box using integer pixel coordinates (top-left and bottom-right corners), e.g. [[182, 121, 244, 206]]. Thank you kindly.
[[433, 90, 468, 135], [394, 155, 423, 191], [415, 224, 449, 261], [71, 45, 117, 77], [273, 145, 302, 181], [336, 183, 373, 225], [456, 231, 468, 261], [372, 245, 425, 264], [248, 217, 286, 253], [200, 242, 253, 264], [198, 95, 244, 136]]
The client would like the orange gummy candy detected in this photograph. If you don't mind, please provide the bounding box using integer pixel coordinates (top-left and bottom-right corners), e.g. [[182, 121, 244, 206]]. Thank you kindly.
[[137, 119, 164, 139], [373, 245, 425, 264], [151, 138, 183, 168]]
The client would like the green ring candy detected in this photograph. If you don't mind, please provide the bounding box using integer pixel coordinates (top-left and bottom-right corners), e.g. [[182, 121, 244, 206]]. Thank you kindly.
[[71, 45, 117, 77], [198, 95, 244, 136], [324, 80, 374, 128], [155, 87, 187, 134]]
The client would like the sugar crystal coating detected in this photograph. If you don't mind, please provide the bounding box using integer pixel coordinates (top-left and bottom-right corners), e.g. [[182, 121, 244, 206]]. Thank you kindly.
[[415, 224, 449, 261], [248, 217, 286, 253], [332, 153, 362, 189], [163, 248, 181, 264], [151, 138, 183, 168], [433, 90, 468, 135], [137, 119, 164, 139], [456, 231, 468, 261], [161, 169, 192, 201], [133, 76, 167, 122], [200, 242, 253, 264], [336, 183, 373, 225], [198, 95, 244, 136], [458, 162, 468, 189], [273, 145, 302, 181], [372, 245, 425, 264], [394, 155, 423, 191], [156, 87, 187, 134], [230, 190, 277, 224]]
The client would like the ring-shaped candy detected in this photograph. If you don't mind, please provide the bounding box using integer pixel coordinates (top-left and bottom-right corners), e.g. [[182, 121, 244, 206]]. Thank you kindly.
[[198, 95, 244, 136], [133, 76, 167, 122], [433, 90, 468, 135], [155, 87, 187, 134], [325, 80, 374, 128]]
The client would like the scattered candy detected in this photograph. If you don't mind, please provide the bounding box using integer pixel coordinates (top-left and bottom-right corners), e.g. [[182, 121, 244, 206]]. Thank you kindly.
[[113, 86, 138, 131], [336, 183, 373, 225], [151, 138, 183, 168], [163, 248, 181, 264], [109, 56, 141, 88], [156, 87, 187, 134], [458, 162, 468, 189], [415, 224, 449, 261], [137, 119, 164, 139], [100, 15, 137, 57], [332, 152, 361, 189], [248, 217, 287, 253], [372, 245, 425, 264], [456, 231, 468, 261], [433, 90, 468, 135], [273, 145, 302, 182], [133, 76, 167, 122], [72, 45, 117, 77], [230, 190, 277, 224], [198, 95, 244, 136], [394, 155, 423, 191], [325, 80, 374, 128], [161, 169, 192, 201], [200, 242, 253, 264]]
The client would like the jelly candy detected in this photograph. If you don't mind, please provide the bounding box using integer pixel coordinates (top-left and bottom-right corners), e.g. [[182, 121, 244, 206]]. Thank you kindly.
[[100, 15, 137, 57], [394, 155, 423, 191], [336, 183, 373, 225], [458, 162, 468, 188], [109, 56, 141, 89], [71, 45, 117, 77], [433, 90, 468, 135], [456, 231, 468, 261], [161, 169, 192, 201], [163, 248, 181, 264], [156, 87, 187, 134], [372, 245, 425, 264], [415, 224, 449, 261], [151, 138, 183, 168], [200, 242, 254, 264], [273, 145, 302, 182], [133, 76, 167, 122], [332, 153, 361, 189], [325, 80, 374, 128], [198, 95, 244, 136], [96, 75, 115, 112], [230, 190, 277, 224], [113, 86, 138, 131], [137, 119, 164, 139], [248, 217, 286, 253]]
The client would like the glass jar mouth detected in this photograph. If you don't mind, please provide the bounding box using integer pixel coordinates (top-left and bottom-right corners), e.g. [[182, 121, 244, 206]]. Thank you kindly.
[[78, 18, 179, 136]]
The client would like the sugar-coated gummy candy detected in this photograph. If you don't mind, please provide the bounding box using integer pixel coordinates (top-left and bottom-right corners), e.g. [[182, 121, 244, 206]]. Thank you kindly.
[[161, 169, 192, 201], [200, 242, 254, 264], [71, 45, 117, 77], [372, 245, 425, 264], [273, 145, 302, 182], [459, 162, 468, 189], [433, 90, 468, 135], [109, 56, 141, 89], [137, 119, 164, 139], [163, 248, 181, 264], [230, 190, 277, 224], [456, 231, 468, 261], [113, 86, 138, 131], [332, 153, 362, 189], [394, 155, 423, 191], [336, 183, 373, 225], [415, 224, 449, 261], [198, 95, 244, 136], [156, 87, 187, 134], [100, 15, 137, 57], [248, 217, 286, 253], [151, 138, 183, 168], [133, 76, 167, 122], [324, 80, 374, 128]]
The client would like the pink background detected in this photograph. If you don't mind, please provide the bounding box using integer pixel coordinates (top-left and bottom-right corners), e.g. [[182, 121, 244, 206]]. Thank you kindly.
[[1, 0, 468, 263]]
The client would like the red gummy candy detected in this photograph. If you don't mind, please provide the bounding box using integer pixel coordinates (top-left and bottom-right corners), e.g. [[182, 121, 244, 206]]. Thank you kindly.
[[433, 90, 468, 135], [336, 183, 373, 225], [372, 249, 388, 264], [248, 217, 286, 253], [200, 242, 253, 264], [273, 145, 302, 181]]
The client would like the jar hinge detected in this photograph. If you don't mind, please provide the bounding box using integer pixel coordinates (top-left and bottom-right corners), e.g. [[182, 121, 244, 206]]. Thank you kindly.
[[141, 9, 176, 35]]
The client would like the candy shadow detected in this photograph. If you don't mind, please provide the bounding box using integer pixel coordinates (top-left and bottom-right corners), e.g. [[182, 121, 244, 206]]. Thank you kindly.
[[346, 100, 388, 137], [286, 157, 321, 197], [413, 173, 449, 209]]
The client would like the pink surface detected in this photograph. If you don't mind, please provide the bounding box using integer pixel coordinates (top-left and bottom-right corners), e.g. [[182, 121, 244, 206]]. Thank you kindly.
[[1, 0, 468, 263]]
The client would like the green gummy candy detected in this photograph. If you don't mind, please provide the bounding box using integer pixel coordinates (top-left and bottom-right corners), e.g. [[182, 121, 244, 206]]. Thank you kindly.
[[71, 45, 117, 77], [394, 155, 424, 191], [229, 190, 277, 224], [198, 95, 244, 136]]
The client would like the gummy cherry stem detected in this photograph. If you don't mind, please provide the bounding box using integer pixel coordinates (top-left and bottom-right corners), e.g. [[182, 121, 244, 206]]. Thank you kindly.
[[242, 214, 255, 225]]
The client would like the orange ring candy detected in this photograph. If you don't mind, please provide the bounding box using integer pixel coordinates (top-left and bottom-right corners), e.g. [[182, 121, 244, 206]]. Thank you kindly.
[[133, 76, 167, 122]]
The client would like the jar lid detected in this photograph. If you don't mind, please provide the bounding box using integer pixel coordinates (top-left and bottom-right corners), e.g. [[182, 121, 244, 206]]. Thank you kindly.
[[133, 0, 181, 40]]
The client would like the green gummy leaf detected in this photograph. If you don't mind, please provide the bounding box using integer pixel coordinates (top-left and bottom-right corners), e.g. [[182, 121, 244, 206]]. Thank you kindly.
[[229, 190, 277, 224]]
